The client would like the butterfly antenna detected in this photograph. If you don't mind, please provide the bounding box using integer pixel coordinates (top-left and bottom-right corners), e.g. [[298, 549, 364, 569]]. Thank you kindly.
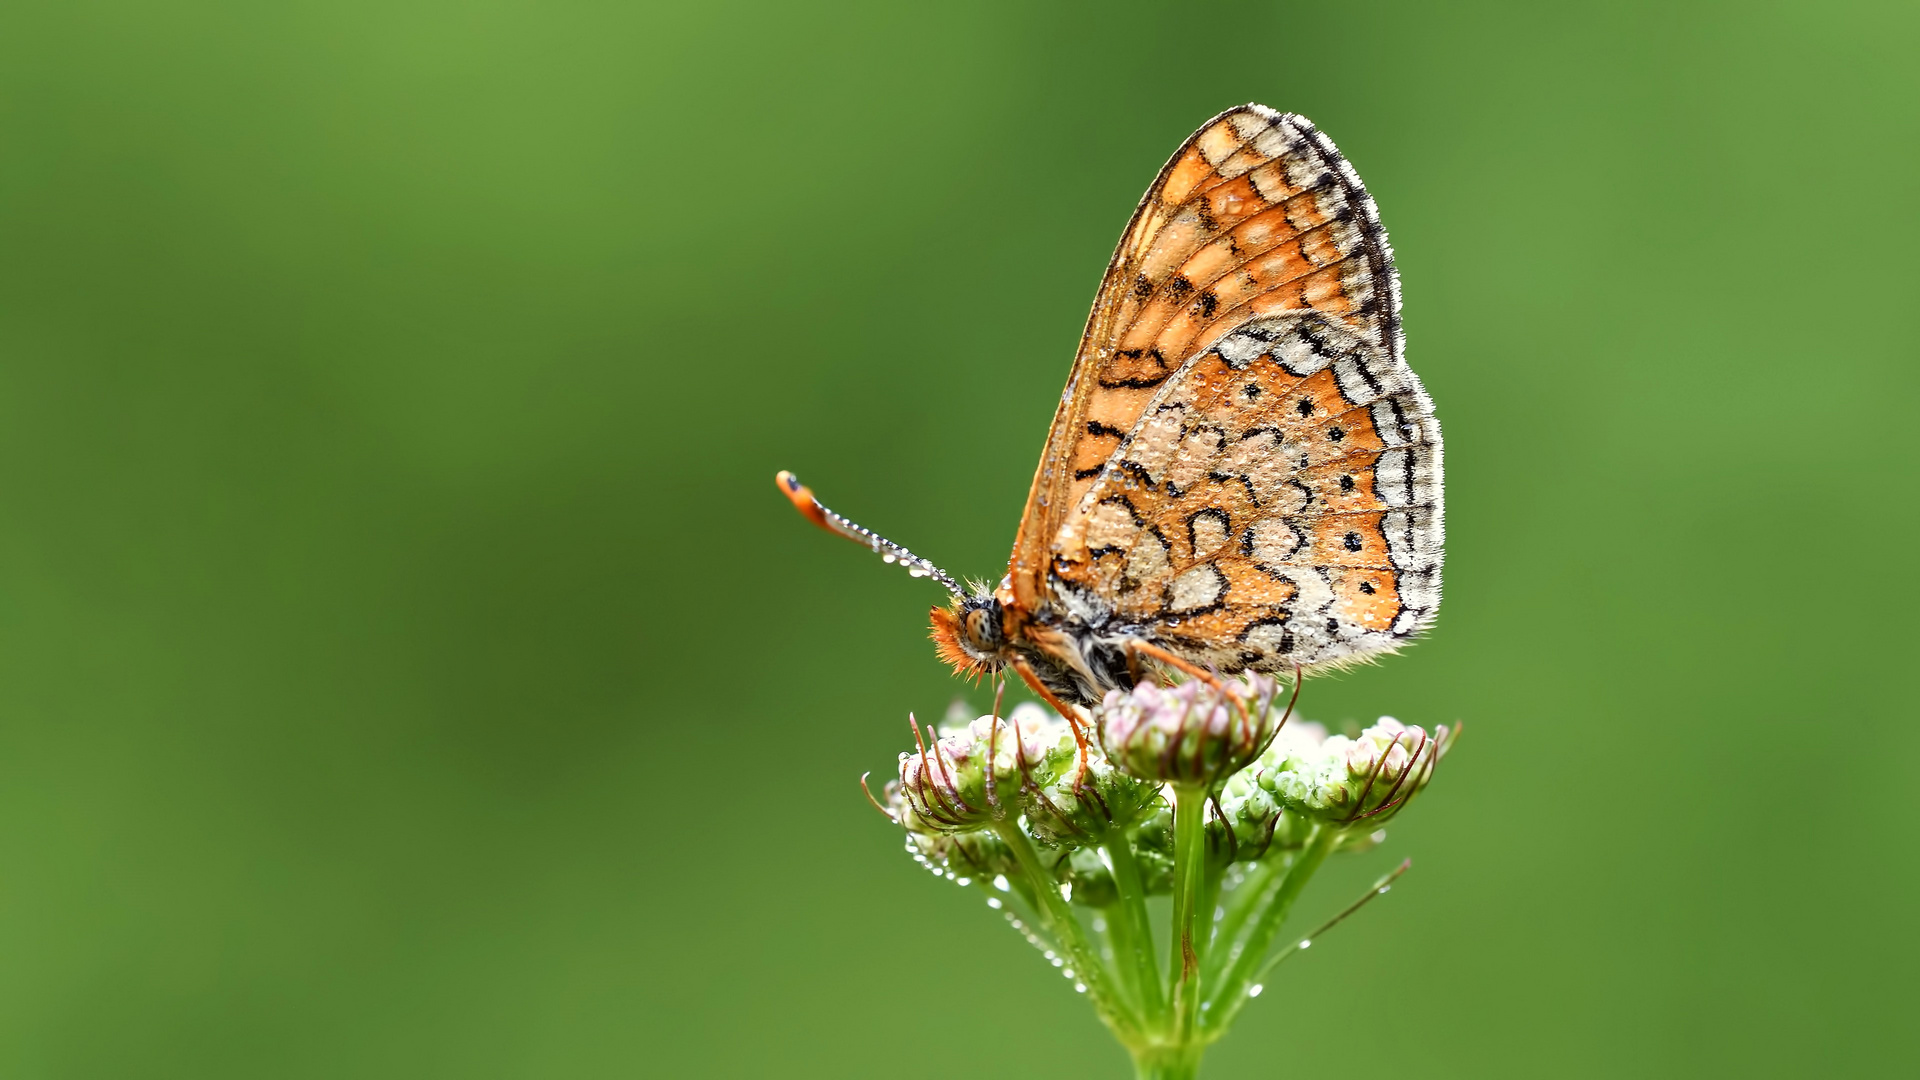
[[775, 470, 966, 598]]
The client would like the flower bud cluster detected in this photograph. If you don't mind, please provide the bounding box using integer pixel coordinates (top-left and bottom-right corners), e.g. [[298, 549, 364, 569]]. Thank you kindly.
[[896, 804, 1023, 880], [880, 689, 1455, 908], [1022, 739, 1164, 848], [895, 706, 1068, 832], [892, 702, 1163, 847], [1253, 716, 1455, 826], [1097, 675, 1285, 786]]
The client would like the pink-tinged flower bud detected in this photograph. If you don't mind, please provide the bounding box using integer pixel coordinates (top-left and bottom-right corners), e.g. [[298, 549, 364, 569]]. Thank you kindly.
[[896, 707, 1071, 832], [1096, 676, 1286, 786], [1256, 716, 1457, 826]]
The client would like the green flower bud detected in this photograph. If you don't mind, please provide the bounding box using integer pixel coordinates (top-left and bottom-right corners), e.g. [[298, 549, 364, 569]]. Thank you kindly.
[[1012, 702, 1165, 847], [884, 779, 1025, 882], [1061, 847, 1118, 907], [1129, 804, 1178, 894], [1097, 675, 1287, 786], [1256, 716, 1456, 826], [1213, 767, 1285, 856]]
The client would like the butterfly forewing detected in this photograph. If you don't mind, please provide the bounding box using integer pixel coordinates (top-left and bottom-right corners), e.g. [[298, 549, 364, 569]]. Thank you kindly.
[[1013, 105, 1441, 674]]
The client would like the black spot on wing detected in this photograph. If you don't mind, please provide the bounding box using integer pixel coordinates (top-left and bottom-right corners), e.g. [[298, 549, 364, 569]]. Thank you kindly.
[[1099, 374, 1170, 389]]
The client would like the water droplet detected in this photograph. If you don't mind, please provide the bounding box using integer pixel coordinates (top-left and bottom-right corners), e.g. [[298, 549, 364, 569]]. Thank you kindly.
[[955, 877, 971, 887], [1074, 983, 1086, 993], [987, 897, 1003, 910], [1298, 938, 1312, 949], [1248, 984, 1264, 998], [994, 875, 1011, 892], [1062, 968, 1074, 979], [1051, 957, 1064, 968]]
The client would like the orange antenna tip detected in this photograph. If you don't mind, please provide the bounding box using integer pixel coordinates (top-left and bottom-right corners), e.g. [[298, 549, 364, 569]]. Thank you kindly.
[[775, 469, 832, 533]]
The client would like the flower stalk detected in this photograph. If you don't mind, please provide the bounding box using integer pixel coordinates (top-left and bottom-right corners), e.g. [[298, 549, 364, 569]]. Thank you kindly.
[[1166, 783, 1209, 1043], [1103, 835, 1163, 1018]]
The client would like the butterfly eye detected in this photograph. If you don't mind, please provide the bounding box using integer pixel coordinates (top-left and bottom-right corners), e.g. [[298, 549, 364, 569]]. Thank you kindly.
[[962, 603, 1006, 652], [929, 604, 996, 679]]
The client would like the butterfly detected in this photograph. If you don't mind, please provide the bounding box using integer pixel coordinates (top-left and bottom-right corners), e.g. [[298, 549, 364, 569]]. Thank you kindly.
[[778, 104, 1442, 713]]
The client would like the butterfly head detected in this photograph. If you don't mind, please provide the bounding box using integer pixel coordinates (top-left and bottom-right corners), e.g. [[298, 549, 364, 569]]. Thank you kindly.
[[928, 591, 1010, 680]]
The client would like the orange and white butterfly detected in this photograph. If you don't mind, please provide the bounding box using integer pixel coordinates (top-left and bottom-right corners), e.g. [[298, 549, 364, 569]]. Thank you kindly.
[[779, 104, 1442, 710]]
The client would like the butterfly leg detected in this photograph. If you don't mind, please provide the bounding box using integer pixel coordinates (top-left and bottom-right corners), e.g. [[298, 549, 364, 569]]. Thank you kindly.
[[1010, 657, 1092, 787], [1124, 639, 1225, 688], [1124, 640, 1255, 728]]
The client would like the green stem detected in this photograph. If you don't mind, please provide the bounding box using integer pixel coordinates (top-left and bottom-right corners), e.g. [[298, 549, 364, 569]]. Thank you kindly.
[[1101, 902, 1143, 1015], [1131, 1043, 1206, 1080], [1195, 845, 1224, 963], [1201, 853, 1284, 987], [1166, 784, 1209, 1043], [992, 819, 1139, 1037], [1203, 824, 1337, 1033], [1104, 835, 1165, 1021]]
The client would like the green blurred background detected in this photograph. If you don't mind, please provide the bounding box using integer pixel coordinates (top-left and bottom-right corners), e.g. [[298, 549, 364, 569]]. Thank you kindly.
[[1, 0, 1916, 1076]]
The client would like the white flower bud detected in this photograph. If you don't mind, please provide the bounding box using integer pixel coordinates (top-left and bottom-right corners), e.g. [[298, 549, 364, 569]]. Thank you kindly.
[[1256, 716, 1456, 826]]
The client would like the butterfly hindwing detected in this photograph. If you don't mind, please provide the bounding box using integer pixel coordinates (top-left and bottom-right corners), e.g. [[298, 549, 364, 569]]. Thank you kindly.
[[1052, 312, 1440, 672]]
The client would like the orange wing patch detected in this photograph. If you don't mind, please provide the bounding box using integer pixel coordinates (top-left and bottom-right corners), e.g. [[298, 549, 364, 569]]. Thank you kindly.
[[1008, 106, 1404, 617]]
